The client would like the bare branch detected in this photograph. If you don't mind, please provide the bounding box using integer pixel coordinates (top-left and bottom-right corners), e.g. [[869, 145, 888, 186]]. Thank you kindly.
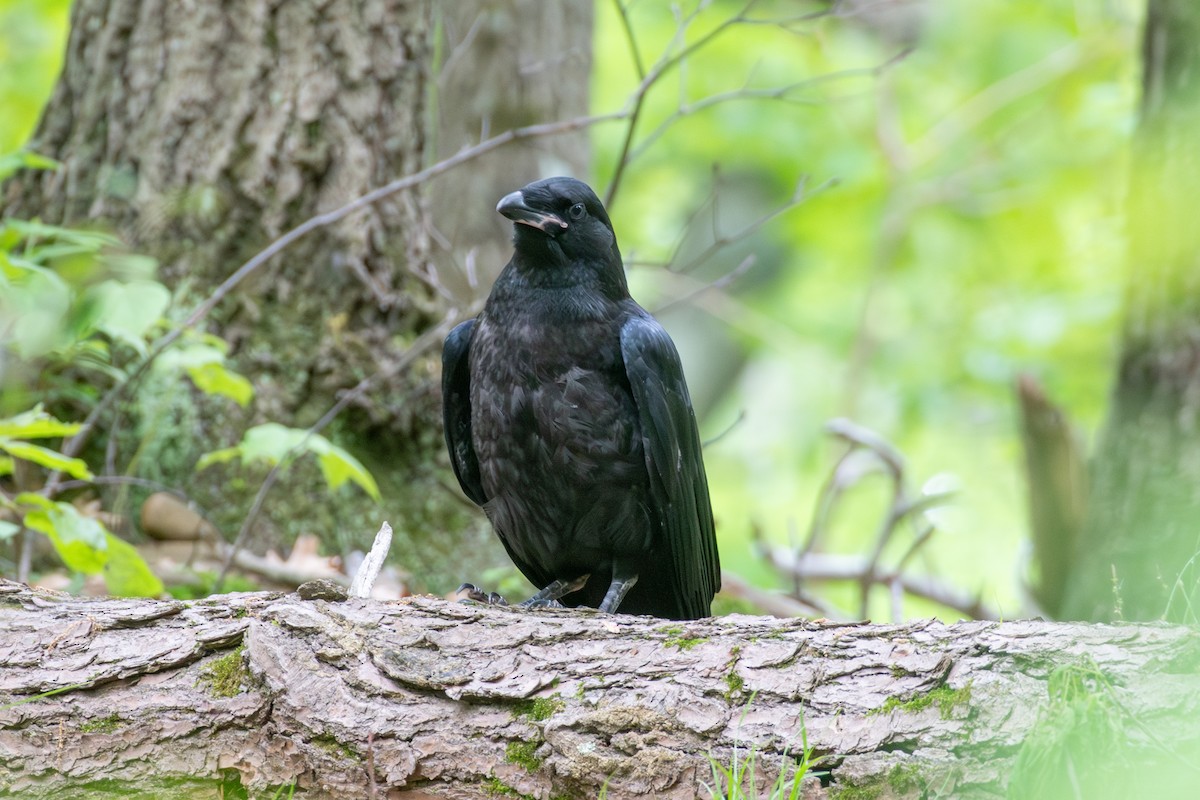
[[604, 0, 760, 209], [760, 544, 999, 621], [768, 419, 981, 622], [717, 569, 823, 618]]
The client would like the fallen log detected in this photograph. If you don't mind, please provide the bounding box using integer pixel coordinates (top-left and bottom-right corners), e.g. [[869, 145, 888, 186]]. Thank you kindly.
[[0, 579, 1197, 798]]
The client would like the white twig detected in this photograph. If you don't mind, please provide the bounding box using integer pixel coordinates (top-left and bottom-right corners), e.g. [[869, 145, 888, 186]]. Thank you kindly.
[[350, 522, 394, 599]]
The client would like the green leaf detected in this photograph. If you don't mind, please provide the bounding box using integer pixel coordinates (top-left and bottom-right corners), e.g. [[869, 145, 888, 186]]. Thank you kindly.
[[238, 423, 308, 464], [0, 150, 60, 182], [100, 252, 159, 281], [0, 439, 93, 480], [153, 342, 253, 406], [1, 256, 73, 359], [186, 363, 254, 406], [0, 406, 82, 439], [14, 492, 56, 512], [2, 219, 121, 250], [313, 441, 381, 502], [154, 342, 227, 371], [0, 520, 20, 541], [195, 446, 242, 471], [102, 532, 164, 597], [0, 456, 13, 477], [24, 503, 108, 574], [89, 279, 171, 353]]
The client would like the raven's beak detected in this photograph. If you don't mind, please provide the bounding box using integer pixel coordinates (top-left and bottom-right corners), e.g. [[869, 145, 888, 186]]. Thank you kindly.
[[497, 190, 568, 233]]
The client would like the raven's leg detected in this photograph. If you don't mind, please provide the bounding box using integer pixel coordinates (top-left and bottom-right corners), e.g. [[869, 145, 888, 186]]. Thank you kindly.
[[520, 574, 590, 608], [598, 567, 639, 614]]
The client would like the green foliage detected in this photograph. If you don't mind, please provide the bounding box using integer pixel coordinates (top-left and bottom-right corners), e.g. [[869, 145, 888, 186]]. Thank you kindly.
[[0, 188, 245, 597], [0, 149, 58, 182], [153, 337, 255, 407], [197, 422, 381, 502], [0, 213, 163, 368], [592, 0, 1143, 617], [1002, 658, 1200, 799], [0, 405, 90, 479], [165, 570, 259, 600]]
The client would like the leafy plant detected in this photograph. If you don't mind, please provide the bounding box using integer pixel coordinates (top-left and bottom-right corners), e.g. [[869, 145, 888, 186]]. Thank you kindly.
[[2, 492, 163, 598], [0, 409, 163, 597], [0, 154, 263, 595]]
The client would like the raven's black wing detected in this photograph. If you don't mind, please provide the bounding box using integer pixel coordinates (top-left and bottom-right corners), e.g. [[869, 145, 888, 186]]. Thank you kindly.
[[620, 313, 721, 619], [442, 319, 487, 506]]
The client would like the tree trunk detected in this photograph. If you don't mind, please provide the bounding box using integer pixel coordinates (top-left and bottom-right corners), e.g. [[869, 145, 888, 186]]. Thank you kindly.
[[429, 1, 593, 300], [1062, 0, 1200, 622], [2, 580, 1197, 799]]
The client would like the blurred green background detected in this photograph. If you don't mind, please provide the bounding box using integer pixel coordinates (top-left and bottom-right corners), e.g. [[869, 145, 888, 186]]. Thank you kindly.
[[588, 0, 1139, 618], [0, 0, 1143, 618]]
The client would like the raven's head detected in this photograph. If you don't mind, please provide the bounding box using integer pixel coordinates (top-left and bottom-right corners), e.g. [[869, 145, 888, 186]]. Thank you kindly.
[[497, 177, 625, 291]]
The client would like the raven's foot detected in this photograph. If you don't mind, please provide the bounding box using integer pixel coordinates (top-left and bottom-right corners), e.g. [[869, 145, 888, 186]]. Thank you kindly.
[[456, 582, 509, 606], [518, 596, 566, 610], [516, 574, 590, 611]]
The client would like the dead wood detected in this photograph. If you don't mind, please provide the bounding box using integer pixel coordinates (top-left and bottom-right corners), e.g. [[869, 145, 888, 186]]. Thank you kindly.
[[1, 579, 1197, 799]]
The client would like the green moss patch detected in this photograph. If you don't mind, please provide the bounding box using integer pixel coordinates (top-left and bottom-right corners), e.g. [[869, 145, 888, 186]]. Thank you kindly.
[[505, 740, 543, 772], [198, 645, 247, 698], [873, 681, 972, 720], [513, 695, 564, 722]]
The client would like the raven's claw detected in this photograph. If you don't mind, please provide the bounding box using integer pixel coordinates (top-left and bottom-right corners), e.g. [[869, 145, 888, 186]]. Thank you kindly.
[[457, 583, 509, 606]]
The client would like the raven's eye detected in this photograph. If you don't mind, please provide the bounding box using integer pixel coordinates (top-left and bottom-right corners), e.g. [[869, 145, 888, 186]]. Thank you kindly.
[[569, 203, 586, 220]]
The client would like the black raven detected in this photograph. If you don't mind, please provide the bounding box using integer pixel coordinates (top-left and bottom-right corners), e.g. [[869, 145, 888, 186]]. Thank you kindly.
[[442, 176, 720, 620]]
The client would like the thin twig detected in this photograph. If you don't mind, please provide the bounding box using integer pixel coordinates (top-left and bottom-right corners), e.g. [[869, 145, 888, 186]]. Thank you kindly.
[[605, 0, 760, 209], [718, 569, 829, 619], [628, 56, 909, 165], [653, 254, 756, 314], [612, 0, 646, 81], [674, 176, 830, 276]]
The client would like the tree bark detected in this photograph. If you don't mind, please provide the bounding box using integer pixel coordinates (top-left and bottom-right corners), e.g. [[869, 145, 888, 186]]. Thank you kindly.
[[1063, 0, 1200, 622], [3, 580, 1198, 799]]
